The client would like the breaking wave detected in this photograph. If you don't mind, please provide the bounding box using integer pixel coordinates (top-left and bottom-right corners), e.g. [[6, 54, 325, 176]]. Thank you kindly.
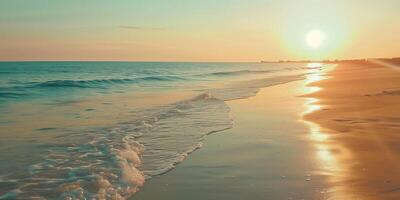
[[200, 69, 272, 76]]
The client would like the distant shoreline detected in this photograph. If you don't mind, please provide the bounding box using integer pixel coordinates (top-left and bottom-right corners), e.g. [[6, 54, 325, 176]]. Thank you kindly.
[[261, 57, 400, 64]]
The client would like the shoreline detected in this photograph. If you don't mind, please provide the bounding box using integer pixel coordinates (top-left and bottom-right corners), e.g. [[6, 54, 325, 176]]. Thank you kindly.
[[304, 62, 400, 199], [132, 74, 330, 199]]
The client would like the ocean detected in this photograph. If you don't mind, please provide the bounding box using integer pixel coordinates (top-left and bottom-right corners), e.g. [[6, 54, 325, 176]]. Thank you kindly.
[[0, 62, 321, 199]]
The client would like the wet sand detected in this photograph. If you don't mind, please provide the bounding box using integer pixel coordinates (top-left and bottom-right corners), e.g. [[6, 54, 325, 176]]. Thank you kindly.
[[304, 61, 400, 199], [132, 79, 329, 200]]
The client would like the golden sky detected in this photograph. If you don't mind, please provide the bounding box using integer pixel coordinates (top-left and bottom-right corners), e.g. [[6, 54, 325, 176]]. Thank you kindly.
[[1, 0, 399, 61]]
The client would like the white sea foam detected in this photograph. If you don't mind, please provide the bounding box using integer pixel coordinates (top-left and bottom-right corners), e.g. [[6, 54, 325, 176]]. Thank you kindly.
[[207, 74, 304, 101]]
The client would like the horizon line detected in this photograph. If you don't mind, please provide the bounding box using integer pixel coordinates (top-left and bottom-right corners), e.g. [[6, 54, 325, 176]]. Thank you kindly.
[[0, 57, 398, 63]]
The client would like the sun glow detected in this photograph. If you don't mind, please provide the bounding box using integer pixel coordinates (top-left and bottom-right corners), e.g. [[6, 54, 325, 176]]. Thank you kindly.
[[306, 30, 325, 49]]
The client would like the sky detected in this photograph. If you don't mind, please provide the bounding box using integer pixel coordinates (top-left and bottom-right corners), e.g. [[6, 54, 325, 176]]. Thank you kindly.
[[0, 0, 399, 61]]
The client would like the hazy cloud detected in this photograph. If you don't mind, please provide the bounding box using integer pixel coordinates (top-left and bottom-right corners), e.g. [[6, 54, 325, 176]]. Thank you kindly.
[[119, 26, 166, 31]]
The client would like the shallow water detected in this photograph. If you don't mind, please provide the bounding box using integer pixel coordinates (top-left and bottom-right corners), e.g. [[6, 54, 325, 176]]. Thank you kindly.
[[132, 80, 329, 200], [0, 62, 327, 199]]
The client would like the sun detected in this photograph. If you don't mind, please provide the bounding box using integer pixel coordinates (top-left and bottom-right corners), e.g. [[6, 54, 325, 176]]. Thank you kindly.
[[306, 30, 325, 49]]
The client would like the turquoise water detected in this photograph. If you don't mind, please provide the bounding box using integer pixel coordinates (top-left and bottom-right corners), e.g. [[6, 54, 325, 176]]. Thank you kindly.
[[0, 62, 288, 104], [0, 62, 317, 199]]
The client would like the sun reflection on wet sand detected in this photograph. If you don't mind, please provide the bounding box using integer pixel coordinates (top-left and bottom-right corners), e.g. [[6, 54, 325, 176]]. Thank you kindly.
[[302, 96, 339, 177], [304, 120, 328, 142], [303, 97, 321, 115], [302, 63, 339, 173], [301, 64, 356, 199]]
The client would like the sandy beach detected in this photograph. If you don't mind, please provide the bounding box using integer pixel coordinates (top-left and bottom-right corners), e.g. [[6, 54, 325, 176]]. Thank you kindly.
[[304, 61, 400, 199]]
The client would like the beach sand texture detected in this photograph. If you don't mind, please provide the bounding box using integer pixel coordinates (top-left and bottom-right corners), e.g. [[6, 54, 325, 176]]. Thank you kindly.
[[304, 61, 400, 199]]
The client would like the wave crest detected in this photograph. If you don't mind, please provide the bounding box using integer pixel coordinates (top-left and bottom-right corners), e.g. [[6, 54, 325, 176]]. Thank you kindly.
[[198, 69, 271, 77], [29, 76, 186, 89]]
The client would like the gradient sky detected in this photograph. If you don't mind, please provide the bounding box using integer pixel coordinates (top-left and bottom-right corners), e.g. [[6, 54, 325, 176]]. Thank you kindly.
[[1, 0, 399, 61]]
